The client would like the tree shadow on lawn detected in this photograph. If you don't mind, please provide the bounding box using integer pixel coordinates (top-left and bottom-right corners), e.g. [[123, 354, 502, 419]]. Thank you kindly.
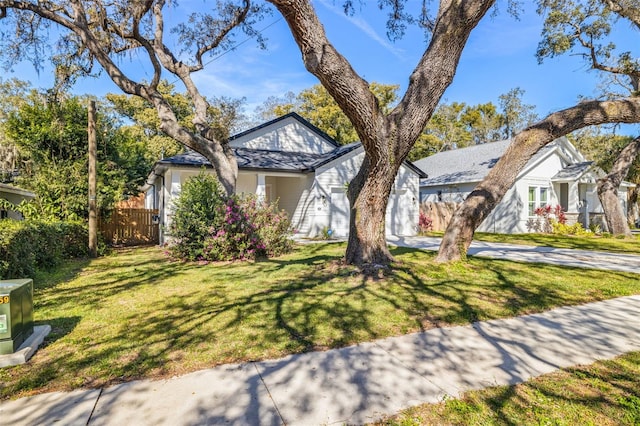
[[387, 246, 577, 325], [0, 315, 81, 398], [3, 244, 638, 400], [34, 249, 188, 311]]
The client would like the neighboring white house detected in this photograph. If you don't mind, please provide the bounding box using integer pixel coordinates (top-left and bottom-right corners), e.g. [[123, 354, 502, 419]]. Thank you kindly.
[[0, 183, 35, 220], [144, 113, 425, 243], [414, 138, 635, 233]]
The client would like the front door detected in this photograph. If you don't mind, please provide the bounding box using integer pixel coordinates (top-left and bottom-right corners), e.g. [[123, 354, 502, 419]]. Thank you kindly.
[[559, 183, 569, 212]]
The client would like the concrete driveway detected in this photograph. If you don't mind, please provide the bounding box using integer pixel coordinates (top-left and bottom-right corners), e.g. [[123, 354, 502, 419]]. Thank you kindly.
[[387, 235, 640, 274]]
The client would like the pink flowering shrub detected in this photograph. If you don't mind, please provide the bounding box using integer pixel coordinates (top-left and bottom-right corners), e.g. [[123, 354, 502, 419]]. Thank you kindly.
[[168, 172, 292, 261], [203, 196, 264, 261], [418, 212, 433, 234], [526, 204, 567, 233], [240, 194, 292, 257]]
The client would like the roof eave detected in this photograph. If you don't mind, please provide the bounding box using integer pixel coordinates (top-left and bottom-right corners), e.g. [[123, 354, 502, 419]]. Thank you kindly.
[[420, 178, 483, 187], [229, 112, 341, 148], [0, 184, 35, 198]]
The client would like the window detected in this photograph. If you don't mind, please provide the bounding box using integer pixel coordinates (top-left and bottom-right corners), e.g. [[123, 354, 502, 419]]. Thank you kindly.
[[528, 187, 536, 216], [528, 186, 550, 216]]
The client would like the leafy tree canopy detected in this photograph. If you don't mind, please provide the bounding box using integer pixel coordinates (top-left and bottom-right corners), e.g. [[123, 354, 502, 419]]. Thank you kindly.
[[257, 82, 537, 162], [538, 0, 640, 96], [570, 127, 639, 183], [0, 0, 271, 194], [107, 79, 246, 162], [2, 89, 152, 220], [409, 88, 537, 160]]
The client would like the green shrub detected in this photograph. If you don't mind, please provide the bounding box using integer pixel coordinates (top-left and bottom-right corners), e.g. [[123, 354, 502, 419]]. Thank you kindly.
[[0, 220, 90, 279], [167, 171, 226, 261], [551, 221, 590, 236]]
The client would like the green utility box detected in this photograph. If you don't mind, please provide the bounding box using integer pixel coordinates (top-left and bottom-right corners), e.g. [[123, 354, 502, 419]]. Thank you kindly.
[[0, 279, 34, 355]]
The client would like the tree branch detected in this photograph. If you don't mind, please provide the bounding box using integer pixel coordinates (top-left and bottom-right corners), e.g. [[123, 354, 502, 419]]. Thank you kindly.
[[193, 0, 251, 71], [605, 0, 640, 29], [394, 0, 495, 156], [437, 96, 640, 261], [267, 0, 381, 148], [269, 0, 495, 165]]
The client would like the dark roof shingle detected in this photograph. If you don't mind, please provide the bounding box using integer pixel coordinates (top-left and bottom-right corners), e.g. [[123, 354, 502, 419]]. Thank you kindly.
[[156, 143, 361, 173]]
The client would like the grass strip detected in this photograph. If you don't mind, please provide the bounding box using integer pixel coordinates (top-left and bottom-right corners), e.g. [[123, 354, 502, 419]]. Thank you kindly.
[[376, 351, 640, 426]]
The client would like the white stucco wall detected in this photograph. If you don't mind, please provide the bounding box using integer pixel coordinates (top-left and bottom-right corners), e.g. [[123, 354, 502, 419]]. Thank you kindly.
[[386, 164, 420, 236], [236, 173, 256, 195], [284, 175, 315, 236], [230, 116, 336, 154], [314, 150, 359, 237]]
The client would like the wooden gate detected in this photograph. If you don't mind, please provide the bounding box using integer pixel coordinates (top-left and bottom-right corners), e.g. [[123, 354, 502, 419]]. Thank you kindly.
[[99, 208, 159, 246]]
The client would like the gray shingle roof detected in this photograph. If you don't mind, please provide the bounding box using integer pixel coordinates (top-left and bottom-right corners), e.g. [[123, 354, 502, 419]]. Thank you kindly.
[[416, 140, 557, 186], [415, 140, 511, 185], [551, 161, 593, 181], [155, 142, 426, 177], [156, 143, 361, 173], [150, 112, 427, 178]]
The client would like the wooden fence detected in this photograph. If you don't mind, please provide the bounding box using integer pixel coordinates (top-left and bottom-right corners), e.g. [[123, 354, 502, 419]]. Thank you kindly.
[[99, 208, 159, 246], [420, 201, 461, 231]]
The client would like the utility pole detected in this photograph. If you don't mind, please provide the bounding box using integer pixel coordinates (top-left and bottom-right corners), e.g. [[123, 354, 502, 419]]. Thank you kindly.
[[88, 100, 97, 258]]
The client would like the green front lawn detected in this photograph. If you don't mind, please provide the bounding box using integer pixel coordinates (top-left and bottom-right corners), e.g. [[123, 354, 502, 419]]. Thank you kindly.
[[473, 232, 640, 255], [1, 243, 638, 399], [377, 351, 640, 426]]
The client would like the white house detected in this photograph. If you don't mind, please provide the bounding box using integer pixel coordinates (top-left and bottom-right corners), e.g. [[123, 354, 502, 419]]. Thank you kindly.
[[414, 138, 635, 233], [144, 113, 425, 243], [0, 183, 35, 220]]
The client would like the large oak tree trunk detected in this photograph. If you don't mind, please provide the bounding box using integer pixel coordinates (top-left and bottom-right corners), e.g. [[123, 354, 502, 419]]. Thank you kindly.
[[597, 136, 640, 236], [345, 157, 396, 268], [269, 0, 495, 268], [437, 98, 640, 262]]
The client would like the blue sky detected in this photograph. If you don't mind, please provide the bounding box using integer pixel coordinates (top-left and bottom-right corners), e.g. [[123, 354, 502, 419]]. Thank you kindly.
[[9, 1, 638, 134]]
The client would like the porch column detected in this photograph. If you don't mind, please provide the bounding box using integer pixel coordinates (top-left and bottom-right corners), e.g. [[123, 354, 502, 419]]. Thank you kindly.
[[256, 174, 266, 202], [170, 172, 181, 202]]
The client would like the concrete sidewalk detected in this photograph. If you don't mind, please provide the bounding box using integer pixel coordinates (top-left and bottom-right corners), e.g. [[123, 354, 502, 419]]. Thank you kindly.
[[2, 295, 639, 425], [387, 235, 640, 274]]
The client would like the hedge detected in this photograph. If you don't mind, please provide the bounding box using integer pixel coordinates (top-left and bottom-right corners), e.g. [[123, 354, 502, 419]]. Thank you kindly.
[[0, 220, 91, 279]]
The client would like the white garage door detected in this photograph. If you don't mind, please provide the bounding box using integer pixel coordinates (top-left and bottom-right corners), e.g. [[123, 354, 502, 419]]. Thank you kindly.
[[386, 193, 400, 235], [330, 188, 349, 237], [330, 188, 414, 237]]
